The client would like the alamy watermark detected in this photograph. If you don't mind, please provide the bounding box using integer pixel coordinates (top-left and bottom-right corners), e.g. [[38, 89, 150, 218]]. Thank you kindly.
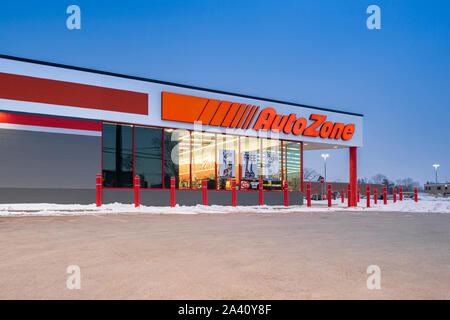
[[66, 5, 81, 30], [66, 265, 81, 289], [366, 265, 381, 290], [366, 5, 381, 30]]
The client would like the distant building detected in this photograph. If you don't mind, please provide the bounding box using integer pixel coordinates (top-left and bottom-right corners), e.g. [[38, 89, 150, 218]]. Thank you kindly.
[[424, 183, 449, 197]]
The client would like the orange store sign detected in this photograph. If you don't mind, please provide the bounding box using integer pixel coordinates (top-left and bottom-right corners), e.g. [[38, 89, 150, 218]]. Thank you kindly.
[[161, 92, 355, 141]]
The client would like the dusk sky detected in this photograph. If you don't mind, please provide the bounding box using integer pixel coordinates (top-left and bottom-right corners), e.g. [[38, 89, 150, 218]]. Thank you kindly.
[[0, 0, 448, 184]]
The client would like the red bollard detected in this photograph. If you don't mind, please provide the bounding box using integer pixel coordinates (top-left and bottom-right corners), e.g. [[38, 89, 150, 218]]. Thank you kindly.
[[348, 184, 351, 207], [366, 185, 370, 208], [202, 179, 207, 205], [284, 180, 289, 207], [374, 189, 377, 205], [307, 182, 311, 207], [393, 187, 397, 203], [96, 174, 102, 207], [383, 185, 387, 205], [357, 188, 360, 203], [341, 189, 345, 203], [327, 183, 332, 207], [134, 175, 140, 207], [414, 187, 418, 202], [232, 179, 236, 207], [170, 177, 175, 207], [259, 179, 263, 206], [399, 186, 403, 201]]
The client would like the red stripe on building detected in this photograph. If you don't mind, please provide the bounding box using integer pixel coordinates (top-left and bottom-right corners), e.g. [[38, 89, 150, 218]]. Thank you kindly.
[[0, 112, 102, 132], [245, 106, 260, 129], [0, 72, 148, 115], [230, 104, 247, 128], [221, 102, 241, 127]]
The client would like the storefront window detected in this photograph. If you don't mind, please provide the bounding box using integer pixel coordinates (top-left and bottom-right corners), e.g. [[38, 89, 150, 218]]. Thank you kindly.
[[283, 142, 301, 191], [164, 129, 190, 189], [102, 123, 133, 187], [102, 122, 303, 192], [135, 126, 163, 188], [261, 138, 282, 190], [192, 132, 216, 189], [240, 136, 260, 190], [216, 134, 239, 190]]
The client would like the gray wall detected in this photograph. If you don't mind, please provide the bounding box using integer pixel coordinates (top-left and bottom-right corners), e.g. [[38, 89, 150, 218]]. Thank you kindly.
[[0, 128, 100, 204], [0, 129, 101, 188], [101, 189, 303, 207]]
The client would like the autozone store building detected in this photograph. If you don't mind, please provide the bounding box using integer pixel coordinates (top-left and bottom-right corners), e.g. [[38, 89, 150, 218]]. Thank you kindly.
[[0, 55, 363, 206]]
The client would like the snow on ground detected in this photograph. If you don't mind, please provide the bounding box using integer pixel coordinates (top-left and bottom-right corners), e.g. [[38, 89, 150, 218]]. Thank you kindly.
[[0, 194, 449, 216]]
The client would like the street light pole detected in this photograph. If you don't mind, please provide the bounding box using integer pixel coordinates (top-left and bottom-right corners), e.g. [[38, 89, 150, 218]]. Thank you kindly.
[[321, 153, 329, 199], [433, 164, 440, 196]]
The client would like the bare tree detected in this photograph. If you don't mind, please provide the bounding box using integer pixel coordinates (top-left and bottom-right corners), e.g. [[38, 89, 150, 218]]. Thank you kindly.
[[303, 168, 321, 182], [370, 173, 388, 185], [396, 177, 420, 191], [358, 177, 369, 184]]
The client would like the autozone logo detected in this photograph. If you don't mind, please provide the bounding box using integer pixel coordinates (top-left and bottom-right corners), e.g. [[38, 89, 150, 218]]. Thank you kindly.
[[161, 92, 355, 140]]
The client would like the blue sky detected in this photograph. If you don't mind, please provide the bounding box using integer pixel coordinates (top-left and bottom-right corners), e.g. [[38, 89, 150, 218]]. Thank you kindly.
[[0, 0, 448, 184]]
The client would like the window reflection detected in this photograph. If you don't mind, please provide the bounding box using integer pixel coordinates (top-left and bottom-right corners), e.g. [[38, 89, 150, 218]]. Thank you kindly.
[[135, 126, 163, 188], [216, 134, 239, 190], [102, 123, 133, 187], [102, 124, 303, 192], [192, 132, 216, 189], [240, 136, 260, 190], [283, 142, 301, 191], [262, 138, 282, 190], [164, 129, 190, 189]]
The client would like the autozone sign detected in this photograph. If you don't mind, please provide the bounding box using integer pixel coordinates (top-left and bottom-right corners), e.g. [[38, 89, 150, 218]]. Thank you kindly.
[[161, 92, 356, 141]]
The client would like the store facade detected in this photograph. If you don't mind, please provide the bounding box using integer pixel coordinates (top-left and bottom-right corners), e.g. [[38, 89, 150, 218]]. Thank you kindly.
[[0, 55, 363, 206]]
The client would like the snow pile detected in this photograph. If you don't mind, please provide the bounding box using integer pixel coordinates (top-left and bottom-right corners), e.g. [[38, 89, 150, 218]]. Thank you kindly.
[[0, 202, 339, 216], [0, 197, 449, 216]]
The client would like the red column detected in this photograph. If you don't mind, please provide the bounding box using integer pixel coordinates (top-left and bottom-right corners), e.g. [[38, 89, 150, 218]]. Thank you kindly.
[[96, 174, 102, 207], [366, 185, 370, 208], [374, 189, 377, 204], [383, 185, 387, 205], [414, 187, 418, 202], [202, 179, 207, 205], [170, 177, 175, 207], [300, 142, 304, 193], [259, 179, 263, 206], [327, 183, 332, 207], [341, 189, 345, 203], [134, 176, 140, 207], [307, 182, 311, 207], [284, 180, 289, 207], [349, 147, 357, 207], [399, 186, 403, 201], [232, 179, 236, 207], [393, 187, 397, 203], [347, 184, 351, 207]]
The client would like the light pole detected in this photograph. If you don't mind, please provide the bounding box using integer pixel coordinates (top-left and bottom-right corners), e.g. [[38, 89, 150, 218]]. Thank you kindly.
[[433, 164, 440, 196], [321, 153, 329, 199]]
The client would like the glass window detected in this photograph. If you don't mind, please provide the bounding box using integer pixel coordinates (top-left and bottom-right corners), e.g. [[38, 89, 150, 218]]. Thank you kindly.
[[192, 132, 216, 189], [261, 138, 282, 190], [102, 123, 133, 187], [216, 134, 239, 190], [164, 129, 191, 189], [135, 126, 163, 188], [283, 142, 301, 191], [240, 136, 260, 190]]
